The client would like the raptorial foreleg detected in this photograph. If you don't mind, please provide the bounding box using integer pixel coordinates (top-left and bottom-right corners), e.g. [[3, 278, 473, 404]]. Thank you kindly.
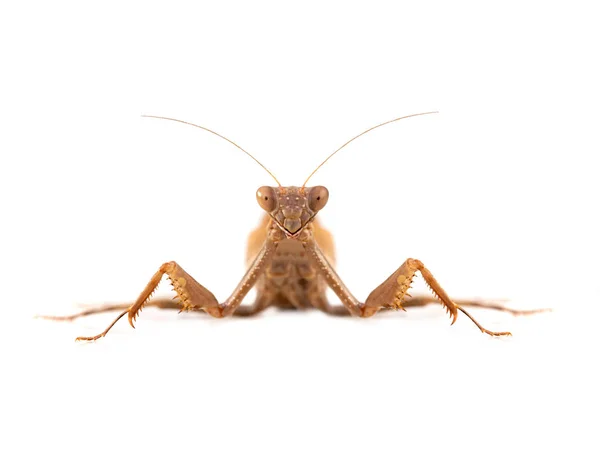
[[54, 241, 275, 341], [305, 241, 522, 336]]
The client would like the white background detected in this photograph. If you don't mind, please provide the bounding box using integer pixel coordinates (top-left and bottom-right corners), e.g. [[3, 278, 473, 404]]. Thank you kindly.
[[1, 1, 599, 449]]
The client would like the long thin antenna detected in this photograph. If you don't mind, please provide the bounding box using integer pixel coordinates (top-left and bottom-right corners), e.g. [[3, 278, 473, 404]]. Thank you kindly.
[[302, 111, 438, 187], [142, 115, 281, 187]]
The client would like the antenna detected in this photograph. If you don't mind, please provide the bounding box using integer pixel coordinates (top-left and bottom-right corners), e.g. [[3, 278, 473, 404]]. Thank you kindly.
[[302, 111, 438, 187], [142, 115, 281, 187]]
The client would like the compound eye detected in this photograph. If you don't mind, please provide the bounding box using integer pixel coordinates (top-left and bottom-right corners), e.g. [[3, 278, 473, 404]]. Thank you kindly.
[[308, 186, 329, 212], [256, 186, 277, 212]]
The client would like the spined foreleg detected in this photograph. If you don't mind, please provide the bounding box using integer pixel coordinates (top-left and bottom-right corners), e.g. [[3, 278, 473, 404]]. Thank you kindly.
[[362, 258, 513, 335], [305, 242, 533, 336], [45, 241, 275, 341]]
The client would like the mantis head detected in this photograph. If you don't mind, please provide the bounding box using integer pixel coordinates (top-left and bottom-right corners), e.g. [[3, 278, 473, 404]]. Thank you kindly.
[[256, 186, 329, 236]]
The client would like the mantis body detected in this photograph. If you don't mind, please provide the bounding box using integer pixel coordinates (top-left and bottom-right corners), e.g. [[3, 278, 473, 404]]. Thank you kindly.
[[43, 112, 546, 340]]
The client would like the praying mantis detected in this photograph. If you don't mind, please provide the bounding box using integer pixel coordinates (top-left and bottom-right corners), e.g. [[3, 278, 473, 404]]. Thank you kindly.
[[41, 112, 547, 341]]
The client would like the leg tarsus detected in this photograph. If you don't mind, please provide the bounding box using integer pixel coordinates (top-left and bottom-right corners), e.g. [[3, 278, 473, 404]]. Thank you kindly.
[[75, 310, 129, 342], [455, 305, 511, 337]]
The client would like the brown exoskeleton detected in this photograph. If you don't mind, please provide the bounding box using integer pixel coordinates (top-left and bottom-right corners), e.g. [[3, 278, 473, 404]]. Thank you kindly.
[[42, 112, 547, 340]]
